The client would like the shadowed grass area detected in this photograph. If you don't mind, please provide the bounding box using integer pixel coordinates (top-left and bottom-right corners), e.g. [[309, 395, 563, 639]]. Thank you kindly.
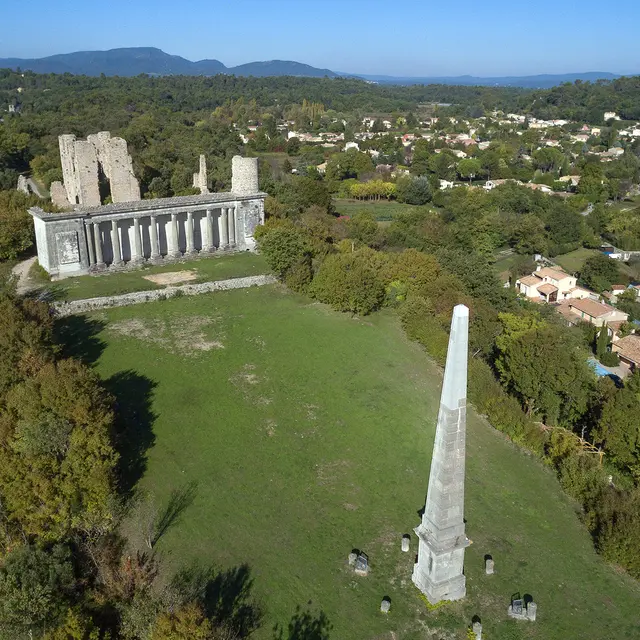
[[60, 285, 640, 639], [40, 251, 268, 301]]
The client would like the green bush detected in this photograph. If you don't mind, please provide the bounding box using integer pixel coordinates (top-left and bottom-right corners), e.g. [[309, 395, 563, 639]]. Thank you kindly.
[[257, 225, 311, 279], [311, 250, 385, 315], [284, 258, 313, 293], [599, 351, 620, 366]]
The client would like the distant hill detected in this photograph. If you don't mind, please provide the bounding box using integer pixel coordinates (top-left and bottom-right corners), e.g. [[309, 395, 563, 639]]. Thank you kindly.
[[0, 47, 627, 87], [0, 47, 338, 78], [354, 72, 621, 89]]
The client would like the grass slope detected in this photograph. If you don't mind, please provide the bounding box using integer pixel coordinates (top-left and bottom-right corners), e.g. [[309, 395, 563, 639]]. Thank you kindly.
[[40, 252, 268, 301], [64, 286, 640, 639]]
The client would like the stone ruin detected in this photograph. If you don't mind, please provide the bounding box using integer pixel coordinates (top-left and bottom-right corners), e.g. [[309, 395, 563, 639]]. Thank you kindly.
[[30, 152, 265, 279], [16, 174, 30, 195], [192, 154, 209, 194], [51, 131, 141, 208]]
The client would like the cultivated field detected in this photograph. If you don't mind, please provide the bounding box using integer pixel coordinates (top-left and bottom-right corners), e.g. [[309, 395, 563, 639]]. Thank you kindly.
[[57, 285, 640, 639]]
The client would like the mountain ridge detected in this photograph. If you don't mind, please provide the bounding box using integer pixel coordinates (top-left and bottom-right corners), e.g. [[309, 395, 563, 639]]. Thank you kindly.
[[0, 46, 630, 87]]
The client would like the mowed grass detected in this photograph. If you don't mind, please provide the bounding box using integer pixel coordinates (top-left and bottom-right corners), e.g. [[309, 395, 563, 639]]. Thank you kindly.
[[333, 199, 429, 221], [66, 286, 640, 639], [554, 248, 601, 274], [42, 252, 268, 301]]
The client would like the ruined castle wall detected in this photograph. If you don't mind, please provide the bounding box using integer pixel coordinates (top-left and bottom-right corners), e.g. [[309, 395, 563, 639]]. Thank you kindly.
[[74, 140, 101, 207], [87, 132, 140, 203], [50, 181, 71, 208], [58, 134, 79, 204], [193, 154, 209, 194]]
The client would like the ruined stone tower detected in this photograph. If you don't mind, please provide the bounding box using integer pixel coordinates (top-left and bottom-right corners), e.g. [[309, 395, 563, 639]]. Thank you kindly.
[[52, 131, 140, 208], [412, 304, 469, 604]]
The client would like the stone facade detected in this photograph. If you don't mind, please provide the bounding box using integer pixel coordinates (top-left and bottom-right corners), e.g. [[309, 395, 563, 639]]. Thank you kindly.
[[193, 154, 209, 194], [412, 304, 469, 604], [30, 156, 265, 279], [56, 131, 140, 207]]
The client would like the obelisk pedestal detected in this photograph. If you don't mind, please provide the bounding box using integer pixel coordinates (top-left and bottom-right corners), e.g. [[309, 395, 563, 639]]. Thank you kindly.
[[412, 304, 470, 604]]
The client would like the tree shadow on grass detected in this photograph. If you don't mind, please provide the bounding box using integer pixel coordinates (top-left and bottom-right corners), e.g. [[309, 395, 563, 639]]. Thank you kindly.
[[104, 369, 157, 497], [170, 562, 263, 637], [54, 314, 106, 365], [151, 481, 198, 548], [273, 606, 332, 640]]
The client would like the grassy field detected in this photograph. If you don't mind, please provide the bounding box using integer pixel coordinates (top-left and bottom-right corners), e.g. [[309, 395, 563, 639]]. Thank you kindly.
[[554, 247, 640, 283], [553, 248, 601, 274], [36, 252, 268, 301], [58, 286, 640, 639], [333, 199, 428, 221]]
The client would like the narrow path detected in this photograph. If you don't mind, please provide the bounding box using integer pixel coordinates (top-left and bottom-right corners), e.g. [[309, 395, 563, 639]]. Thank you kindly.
[[53, 274, 277, 316], [11, 256, 37, 295], [26, 177, 47, 199]]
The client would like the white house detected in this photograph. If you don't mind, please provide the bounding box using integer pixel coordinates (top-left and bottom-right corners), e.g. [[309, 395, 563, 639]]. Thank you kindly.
[[515, 266, 592, 303]]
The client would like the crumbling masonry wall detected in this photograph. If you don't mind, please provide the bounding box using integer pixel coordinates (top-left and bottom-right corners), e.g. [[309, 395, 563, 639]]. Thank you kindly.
[[87, 132, 140, 203], [54, 131, 140, 208], [192, 154, 209, 194]]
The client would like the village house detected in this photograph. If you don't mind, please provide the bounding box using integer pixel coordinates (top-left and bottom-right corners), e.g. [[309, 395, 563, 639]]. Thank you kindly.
[[612, 334, 640, 371], [557, 298, 629, 334], [515, 266, 593, 302]]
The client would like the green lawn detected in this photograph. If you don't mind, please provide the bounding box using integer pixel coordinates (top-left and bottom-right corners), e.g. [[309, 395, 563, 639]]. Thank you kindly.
[[554, 248, 639, 283], [58, 287, 640, 639], [554, 248, 601, 274], [333, 199, 428, 221], [41, 252, 268, 301]]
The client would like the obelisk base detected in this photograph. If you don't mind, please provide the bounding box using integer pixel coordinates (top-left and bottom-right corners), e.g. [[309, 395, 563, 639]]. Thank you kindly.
[[412, 562, 466, 605]]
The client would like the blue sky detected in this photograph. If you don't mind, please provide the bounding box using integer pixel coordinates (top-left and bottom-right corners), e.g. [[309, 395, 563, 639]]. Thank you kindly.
[[1, 0, 638, 77]]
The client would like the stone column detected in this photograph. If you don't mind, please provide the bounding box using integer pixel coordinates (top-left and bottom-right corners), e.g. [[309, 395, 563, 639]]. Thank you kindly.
[[228, 207, 236, 246], [93, 222, 105, 268], [204, 208, 215, 252], [111, 219, 123, 266], [132, 217, 143, 264], [86, 224, 96, 266], [149, 214, 161, 263], [221, 207, 229, 248], [169, 212, 181, 258], [185, 211, 197, 257]]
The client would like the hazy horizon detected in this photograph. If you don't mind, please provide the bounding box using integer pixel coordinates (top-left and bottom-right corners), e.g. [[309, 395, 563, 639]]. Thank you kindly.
[[1, 0, 639, 77]]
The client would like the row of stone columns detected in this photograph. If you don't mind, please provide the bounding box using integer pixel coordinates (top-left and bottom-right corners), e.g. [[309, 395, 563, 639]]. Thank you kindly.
[[85, 207, 238, 269]]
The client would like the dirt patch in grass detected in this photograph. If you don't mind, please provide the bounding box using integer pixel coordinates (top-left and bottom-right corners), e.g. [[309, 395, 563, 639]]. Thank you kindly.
[[143, 270, 198, 285], [316, 459, 351, 486], [108, 315, 224, 355]]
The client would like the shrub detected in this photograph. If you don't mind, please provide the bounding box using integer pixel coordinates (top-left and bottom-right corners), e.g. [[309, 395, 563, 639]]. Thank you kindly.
[[257, 225, 311, 280], [311, 250, 385, 315], [284, 258, 313, 293], [599, 351, 619, 366]]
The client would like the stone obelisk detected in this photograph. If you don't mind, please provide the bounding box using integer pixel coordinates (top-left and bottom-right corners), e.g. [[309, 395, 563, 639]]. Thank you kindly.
[[412, 304, 469, 604]]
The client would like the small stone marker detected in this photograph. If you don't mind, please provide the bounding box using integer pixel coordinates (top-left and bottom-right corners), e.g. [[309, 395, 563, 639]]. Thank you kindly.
[[508, 594, 537, 621], [380, 598, 391, 614], [485, 558, 494, 575], [348, 552, 357, 566], [472, 621, 482, 639], [401, 535, 410, 552], [354, 553, 369, 576]]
